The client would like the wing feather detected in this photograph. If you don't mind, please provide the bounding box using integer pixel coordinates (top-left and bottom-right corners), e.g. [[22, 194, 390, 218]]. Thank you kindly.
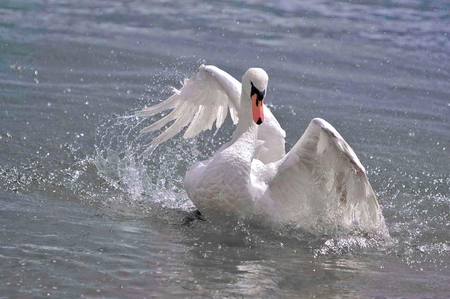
[[267, 118, 387, 235], [136, 64, 286, 164], [136, 65, 240, 147], [148, 105, 197, 145], [135, 87, 180, 117]]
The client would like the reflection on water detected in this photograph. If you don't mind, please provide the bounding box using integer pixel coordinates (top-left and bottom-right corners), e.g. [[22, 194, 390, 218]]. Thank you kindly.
[[0, 0, 449, 297]]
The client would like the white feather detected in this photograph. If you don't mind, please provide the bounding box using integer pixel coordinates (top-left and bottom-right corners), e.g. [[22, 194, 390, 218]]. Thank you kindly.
[[136, 65, 239, 147], [136, 65, 286, 164], [264, 118, 386, 234]]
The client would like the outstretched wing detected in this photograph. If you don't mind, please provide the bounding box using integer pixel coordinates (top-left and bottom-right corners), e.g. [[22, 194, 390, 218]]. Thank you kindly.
[[135, 65, 240, 146], [136, 64, 286, 163], [266, 118, 387, 234]]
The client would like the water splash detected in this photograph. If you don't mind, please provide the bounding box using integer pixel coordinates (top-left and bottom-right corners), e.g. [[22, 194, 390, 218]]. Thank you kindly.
[[93, 109, 232, 211]]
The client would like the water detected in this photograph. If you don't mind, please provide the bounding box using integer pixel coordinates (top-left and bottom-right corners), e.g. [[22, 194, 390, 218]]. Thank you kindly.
[[1, 0, 449, 297]]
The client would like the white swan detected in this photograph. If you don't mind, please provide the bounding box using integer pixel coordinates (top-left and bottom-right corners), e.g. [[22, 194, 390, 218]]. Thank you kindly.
[[136, 65, 387, 235]]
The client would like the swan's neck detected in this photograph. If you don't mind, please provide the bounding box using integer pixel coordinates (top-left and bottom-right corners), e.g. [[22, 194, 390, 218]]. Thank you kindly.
[[228, 94, 258, 156]]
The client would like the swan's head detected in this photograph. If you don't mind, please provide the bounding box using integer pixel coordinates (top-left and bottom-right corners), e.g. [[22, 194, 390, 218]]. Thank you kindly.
[[242, 68, 268, 125]]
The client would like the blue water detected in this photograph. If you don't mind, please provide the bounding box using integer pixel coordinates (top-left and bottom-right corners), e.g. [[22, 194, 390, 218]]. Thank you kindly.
[[1, 0, 449, 298]]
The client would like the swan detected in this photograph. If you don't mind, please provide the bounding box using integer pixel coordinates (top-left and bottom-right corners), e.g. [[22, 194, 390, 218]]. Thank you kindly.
[[136, 65, 387, 235]]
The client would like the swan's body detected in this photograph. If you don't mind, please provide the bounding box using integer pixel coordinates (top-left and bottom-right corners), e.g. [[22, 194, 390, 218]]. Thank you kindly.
[[136, 65, 387, 235]]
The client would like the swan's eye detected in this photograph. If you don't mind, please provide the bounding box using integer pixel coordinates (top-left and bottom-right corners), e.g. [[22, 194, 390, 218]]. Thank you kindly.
[[251, 82, 265, 102]]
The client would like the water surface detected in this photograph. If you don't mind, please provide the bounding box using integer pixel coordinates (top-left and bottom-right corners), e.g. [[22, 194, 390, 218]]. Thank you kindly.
[[1, 0, 449, 298]]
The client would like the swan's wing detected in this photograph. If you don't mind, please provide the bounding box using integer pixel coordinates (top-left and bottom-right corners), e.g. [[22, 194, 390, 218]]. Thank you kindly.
[[135, 65, 240, 146], [266, 118, 386, 234]]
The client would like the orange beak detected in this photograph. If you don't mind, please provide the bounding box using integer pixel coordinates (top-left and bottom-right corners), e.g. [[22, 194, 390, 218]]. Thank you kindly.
[[251, 93, 264, 125]]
